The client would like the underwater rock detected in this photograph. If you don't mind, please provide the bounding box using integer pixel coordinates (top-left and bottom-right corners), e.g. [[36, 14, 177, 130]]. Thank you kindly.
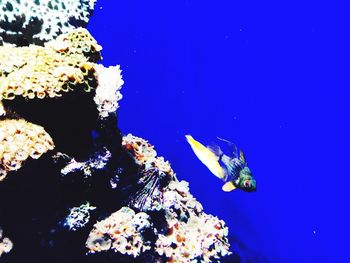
[[0, 0, 96, 45]]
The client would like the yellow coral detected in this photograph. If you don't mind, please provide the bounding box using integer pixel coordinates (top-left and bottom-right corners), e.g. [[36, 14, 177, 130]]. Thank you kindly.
[[0, 28, 101, 100], [0, 119, 55, 181]]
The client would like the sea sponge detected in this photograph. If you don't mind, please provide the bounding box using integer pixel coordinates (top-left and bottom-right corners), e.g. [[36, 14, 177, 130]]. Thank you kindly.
[[0, 0, 96, 45], [86, 207, 152, 257], [0, 28, 101, 101], [0, 119, 55, 181]]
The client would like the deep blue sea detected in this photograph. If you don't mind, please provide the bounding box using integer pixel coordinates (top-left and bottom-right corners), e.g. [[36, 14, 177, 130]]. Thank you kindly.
[[88, 1, 350, 262]]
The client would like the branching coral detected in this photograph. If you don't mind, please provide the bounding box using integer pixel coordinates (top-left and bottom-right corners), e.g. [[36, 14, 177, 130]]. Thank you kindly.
[[0, 28, 101, 101], [86, 207, 153, 257], [0, 228, 13, 257], [0, 118, 54, 181], [0, 0, 96, 45]]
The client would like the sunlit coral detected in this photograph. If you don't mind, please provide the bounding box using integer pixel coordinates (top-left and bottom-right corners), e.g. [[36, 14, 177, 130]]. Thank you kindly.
[[0, 119, 54, 181], [86, 207, 152, 257], [0, 28, 101, 101]]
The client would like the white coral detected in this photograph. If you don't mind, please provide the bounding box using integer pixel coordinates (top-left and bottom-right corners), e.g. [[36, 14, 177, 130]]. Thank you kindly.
[[94, 64, 124, 118]]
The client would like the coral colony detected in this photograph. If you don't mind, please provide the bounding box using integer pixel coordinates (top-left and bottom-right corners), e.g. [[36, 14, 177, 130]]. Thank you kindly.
[[0, 0, 231, 262]]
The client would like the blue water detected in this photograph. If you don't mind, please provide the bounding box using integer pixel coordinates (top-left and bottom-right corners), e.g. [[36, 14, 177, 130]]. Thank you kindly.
[[88, 1, 350, 262]]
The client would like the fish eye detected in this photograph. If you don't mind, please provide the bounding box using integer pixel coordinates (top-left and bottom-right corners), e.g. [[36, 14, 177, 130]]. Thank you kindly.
[[244, 181, 251, 188]]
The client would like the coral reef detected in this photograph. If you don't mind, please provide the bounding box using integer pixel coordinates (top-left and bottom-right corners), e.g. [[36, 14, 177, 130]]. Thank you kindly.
[[83, 134, 231, 262], [0, 0, 96, 45], [0, 1, 233, 262]]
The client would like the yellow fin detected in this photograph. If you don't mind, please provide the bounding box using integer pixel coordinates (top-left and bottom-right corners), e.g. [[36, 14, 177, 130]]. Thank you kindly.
[[222, 181, 236, 192]]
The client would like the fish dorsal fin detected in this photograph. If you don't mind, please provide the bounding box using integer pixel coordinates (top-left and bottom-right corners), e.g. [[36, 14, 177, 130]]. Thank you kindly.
[[217, 136, 238, 158], [239, 150, 246, 163], [222, 181, 237, 192]]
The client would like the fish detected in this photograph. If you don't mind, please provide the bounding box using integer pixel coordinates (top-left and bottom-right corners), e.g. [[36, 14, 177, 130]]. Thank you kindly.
[[186, 135, 256, 192]]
